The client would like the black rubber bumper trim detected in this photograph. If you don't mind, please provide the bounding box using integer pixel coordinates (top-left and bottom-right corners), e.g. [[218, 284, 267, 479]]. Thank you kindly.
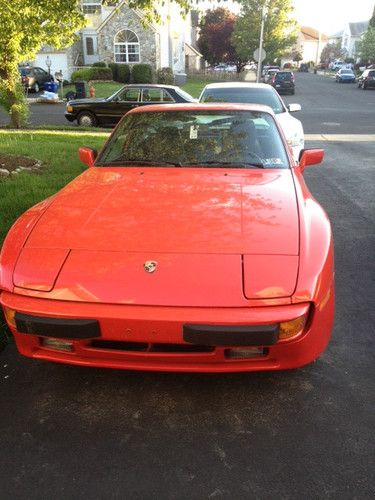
[[183, 324, 279, 346], [15, 313, 100, 339]]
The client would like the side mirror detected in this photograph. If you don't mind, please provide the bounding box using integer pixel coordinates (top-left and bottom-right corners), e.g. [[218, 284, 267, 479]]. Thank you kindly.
[[79, 147, 97, 168], [288, 103, 301, 112], [298, 149, 324, 171]]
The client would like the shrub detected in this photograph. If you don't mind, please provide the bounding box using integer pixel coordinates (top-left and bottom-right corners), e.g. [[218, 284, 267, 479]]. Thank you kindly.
[[92, 61, 107, 67], [108, 63, 118, 81], [117, 64, 131, 83], [0, 80, 29, 127], [157, 67, 174, 84], [132, 64, 153, 83], [71, 67, 113, 82]]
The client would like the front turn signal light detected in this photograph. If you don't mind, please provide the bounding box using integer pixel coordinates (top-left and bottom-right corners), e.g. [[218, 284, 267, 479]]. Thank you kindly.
[[66, 105, 73, 113], [279, 315, 307, 341], [3, 307, 16, 328]]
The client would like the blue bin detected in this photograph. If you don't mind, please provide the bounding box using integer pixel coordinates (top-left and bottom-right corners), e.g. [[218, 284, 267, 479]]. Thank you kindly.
[[44, 81, 59, 92]]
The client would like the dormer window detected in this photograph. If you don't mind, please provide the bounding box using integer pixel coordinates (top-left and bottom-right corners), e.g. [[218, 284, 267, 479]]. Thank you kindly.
[[82, 0, 102, 15]]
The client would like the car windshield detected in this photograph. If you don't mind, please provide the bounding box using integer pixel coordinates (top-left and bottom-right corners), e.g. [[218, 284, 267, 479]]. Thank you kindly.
[[96, 110, 289, 169], [341, 70, 353, 74], [200, 88, 285, 114], [276, 73, 293, 80]]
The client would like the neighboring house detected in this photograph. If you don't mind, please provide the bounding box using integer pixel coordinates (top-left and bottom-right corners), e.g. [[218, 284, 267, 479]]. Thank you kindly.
[[294, 26, 328, 65], [33, 0, 201, 81], [328, 30, 343, 46], [341, 21, 369, 59]]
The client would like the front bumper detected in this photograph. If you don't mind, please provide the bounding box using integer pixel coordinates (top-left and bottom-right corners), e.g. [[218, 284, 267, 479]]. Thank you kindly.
[[64, 112, 77, 123], [1, 289, 334, 372]]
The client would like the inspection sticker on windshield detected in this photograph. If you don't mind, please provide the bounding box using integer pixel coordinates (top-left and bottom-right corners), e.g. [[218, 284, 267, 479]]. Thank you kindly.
[[263, 158, 283, 166], [190, 125, 199, 139]]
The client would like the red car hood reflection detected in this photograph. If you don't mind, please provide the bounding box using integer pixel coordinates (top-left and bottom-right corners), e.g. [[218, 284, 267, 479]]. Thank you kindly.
[[26, 167, 299, 256]]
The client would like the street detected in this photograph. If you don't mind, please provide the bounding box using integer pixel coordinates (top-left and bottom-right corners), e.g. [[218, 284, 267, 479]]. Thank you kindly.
[[0, 72, 374, 499]]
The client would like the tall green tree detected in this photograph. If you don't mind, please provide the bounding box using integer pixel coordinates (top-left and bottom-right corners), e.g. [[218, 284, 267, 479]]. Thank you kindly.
[[232, 0, 297, 65], [358, 27, 375, 64]]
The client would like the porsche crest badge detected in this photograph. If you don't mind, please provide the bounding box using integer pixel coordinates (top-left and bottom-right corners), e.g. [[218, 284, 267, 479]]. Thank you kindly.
[[144, 261, 157, 273]]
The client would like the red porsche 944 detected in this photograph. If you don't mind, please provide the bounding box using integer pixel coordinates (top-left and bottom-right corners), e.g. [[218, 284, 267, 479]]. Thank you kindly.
[[0, 103, 334, 372]]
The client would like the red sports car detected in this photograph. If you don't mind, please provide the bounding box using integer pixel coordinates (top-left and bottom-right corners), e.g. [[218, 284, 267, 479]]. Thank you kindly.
[[0, 103, 334, 372]]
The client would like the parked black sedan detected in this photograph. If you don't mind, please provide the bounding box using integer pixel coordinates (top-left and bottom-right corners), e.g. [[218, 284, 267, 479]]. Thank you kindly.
[[65, 84, 196, 127]]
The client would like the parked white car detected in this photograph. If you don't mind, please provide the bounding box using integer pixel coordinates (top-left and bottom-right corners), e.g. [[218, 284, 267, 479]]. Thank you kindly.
[[199, 82, 304, 161]]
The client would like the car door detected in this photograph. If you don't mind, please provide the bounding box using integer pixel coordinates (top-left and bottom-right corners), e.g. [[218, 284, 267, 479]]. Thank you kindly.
[[101, 87, 141, 126], [35, 68, 50, 86]]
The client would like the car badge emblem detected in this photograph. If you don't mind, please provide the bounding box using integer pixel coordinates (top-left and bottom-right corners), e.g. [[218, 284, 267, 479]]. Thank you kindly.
[[144, 261, 157, 273]]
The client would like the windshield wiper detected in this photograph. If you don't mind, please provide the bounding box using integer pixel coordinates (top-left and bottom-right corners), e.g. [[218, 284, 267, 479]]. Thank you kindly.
[[97, 158, 182, 167], [181, 161, 265, 168]]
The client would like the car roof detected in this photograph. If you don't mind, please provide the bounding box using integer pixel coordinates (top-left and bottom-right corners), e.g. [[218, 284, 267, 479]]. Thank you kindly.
[[121, 84, 180, 90], [128, 102, 275, 115], [202, 82, 275, 90]]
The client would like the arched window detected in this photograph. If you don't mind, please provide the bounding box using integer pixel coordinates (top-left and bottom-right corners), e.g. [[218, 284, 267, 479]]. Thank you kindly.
[[114, 30, 140, 63]]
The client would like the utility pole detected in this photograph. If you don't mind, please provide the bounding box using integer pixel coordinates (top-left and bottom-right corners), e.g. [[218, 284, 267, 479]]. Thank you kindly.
[[256, 4, 267, 83]]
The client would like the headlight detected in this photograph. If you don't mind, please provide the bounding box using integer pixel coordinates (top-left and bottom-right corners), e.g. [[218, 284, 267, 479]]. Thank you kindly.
[[66, 105, 74, 113]]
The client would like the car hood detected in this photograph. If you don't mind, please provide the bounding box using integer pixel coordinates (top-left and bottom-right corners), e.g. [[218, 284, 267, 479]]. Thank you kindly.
[[69, 97, 107, 106], [26, 167, 299, 255], [16, 168, 300, 305]]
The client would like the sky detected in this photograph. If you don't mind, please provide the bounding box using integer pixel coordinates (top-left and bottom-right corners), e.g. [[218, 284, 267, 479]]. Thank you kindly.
[[292, 0, 374, 35]]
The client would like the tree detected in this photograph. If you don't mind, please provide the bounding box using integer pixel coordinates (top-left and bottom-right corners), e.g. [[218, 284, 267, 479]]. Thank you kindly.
[[369, 5, 375, 29], [320, 42, 343, 64], [197, 8, 247, 72], [290, 50, 302, 63], [358, 27, 375, 64], [0, 1, 86, 127], [232, 0, 297, 66]]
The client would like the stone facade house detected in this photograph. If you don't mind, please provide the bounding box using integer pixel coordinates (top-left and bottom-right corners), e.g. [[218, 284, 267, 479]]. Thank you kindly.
[[33, 1, 200, 81]]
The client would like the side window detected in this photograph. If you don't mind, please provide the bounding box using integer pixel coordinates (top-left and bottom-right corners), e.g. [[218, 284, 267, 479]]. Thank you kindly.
[[161, 89, 174, 102], [119, 89, 139, 102]]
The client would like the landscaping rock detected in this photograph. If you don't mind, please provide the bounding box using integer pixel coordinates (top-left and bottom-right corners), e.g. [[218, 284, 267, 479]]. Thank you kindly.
[[0, 168, 10, 177]]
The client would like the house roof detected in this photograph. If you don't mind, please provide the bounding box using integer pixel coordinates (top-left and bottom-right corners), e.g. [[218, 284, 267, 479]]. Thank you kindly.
[[97, 0, 158, 33], [349, 21, 369, 36], [185, 43, 202, 57], [300, 26, 328, 41]]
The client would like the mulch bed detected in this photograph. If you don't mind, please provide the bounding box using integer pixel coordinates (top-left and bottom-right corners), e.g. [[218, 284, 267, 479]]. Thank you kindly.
[[0, 153, 42, 177]]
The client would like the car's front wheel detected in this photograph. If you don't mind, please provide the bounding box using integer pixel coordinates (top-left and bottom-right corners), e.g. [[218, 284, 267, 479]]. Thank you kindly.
[[33, 82, 40, 93], [77, 111, 97, 127]]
